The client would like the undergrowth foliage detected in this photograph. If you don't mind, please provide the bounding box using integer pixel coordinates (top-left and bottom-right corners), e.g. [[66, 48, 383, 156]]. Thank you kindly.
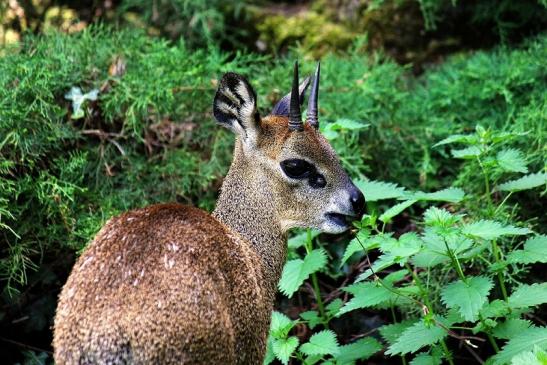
[[267, 126, 546, 363], [0, 26, 545, 363], [268, 125, 546, 364]]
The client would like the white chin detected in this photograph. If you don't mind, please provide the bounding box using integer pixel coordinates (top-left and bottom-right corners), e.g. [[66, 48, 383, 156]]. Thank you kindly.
[[320, 221, 350, 234]]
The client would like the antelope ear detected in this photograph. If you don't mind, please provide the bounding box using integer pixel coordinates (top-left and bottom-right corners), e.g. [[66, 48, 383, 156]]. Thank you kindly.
[[271, 76, 310, 117], [213, 72, 260, 143]]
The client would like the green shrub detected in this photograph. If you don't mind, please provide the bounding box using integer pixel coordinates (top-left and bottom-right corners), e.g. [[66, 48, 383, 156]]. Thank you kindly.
[[270, 126, 546, 364], [0, 26, 260, 296], [117, 0, 249, 46]]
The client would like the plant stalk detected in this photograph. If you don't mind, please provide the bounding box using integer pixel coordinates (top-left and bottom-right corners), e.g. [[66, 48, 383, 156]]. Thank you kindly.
[[440, 339, 455, 365], [477, 157, 493, 215], [491, 239, 509, 302], [306, 229, 326, 321], [442, 238, 467, 283]]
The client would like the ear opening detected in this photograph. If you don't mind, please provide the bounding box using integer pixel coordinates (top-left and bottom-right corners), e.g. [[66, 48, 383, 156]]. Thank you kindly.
[[213, 72, 260, 141]]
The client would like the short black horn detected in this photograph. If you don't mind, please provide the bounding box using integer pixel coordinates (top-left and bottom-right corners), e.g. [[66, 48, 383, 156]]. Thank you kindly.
[[307, 62, 320, 129], [288, 61, 303, 131]]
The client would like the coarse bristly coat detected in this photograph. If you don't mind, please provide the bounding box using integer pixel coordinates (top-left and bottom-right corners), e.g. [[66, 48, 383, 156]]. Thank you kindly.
[[53, 62, 365, 364]]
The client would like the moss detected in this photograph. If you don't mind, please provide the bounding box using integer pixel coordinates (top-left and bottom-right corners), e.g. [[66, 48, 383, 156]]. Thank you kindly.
[[256, 11, 355, 58]]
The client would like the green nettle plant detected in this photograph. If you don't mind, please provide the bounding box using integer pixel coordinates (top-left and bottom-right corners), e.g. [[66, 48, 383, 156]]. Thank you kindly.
[[266, 125, 546, 365]]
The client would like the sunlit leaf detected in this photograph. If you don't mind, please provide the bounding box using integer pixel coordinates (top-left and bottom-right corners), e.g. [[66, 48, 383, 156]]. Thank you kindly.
[[440, 276, 493, 321], [508, 283, 547, 309], [462, 220, 532, 240], [498, 172, 547, 192], [278, 249, 327, 298], [386, 318, 447, 355], [507, 235, 547, 264], [497, 148, 528, 173], [492, 327, 547, 365], [272, 336, 299, 365], [335, 337, 382, 363], [354, 179, 406, 201], [299, 330, 340, 356]]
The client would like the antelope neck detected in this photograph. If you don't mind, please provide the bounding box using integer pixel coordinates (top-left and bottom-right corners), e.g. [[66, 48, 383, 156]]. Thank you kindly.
[[212, 141, 287, 296]]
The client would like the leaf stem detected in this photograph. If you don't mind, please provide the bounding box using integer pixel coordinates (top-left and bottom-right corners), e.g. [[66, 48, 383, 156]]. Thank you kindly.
[[306, 229, 326, 321], [476, 157, 493, 215], [405, 264, 433, 309], [491, 239, 509, 302], [486, 331, 500, 353], [390, 305, 407, 365], [494, 192, 513, 216], [440, 339, 455, 365], [442, 237, 467, 284]]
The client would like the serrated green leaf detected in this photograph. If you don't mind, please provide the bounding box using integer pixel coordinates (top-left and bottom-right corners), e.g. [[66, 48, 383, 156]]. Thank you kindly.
[[279, 248, 327, 298], [339, 282, 393, 315], [379, 319, 419, 345], [507, 235, 547, 264], [511, 347, 547, 365], [264, 336, 276, 365], [423, 207, 461, 227], [451, 146, 481, 159], [381, 232, 422, 258], [511, 348, 545, 365], [492, 327, 547, 365], [299, 330, 340, 356], [340, 230, 370, 266], [508, 283, 547, 309], [497, 148, 528, 173], [412, 249, 449, 268], [440, 276, 493, 321], [412, 229, 472, 268], [288, 230, 321, 249], [300, 311, 322, 330], [410, 352, 442, 365], [380, 199, 417, 223], [480, 299, 510, 319], [492, 319, 533, 340], [410, 188, 465, 203], [355, 179, 406, 201], [462, 220, 532, 240], [355, 253, 398, 281], [386, 318, 447, 355], [498, 172, 547, 192], [433, 134, 476, 147], [335, 337, 382, 364], [270, 311, 296, 338], [326, 298, 344, 318], [272, 336, 299, 365], [383, 269, 410, 285], [279, 259, 309, 298]]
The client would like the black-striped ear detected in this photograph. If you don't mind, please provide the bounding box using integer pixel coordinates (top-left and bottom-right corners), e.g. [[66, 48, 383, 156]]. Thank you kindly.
[[213, 72, 260, 142]]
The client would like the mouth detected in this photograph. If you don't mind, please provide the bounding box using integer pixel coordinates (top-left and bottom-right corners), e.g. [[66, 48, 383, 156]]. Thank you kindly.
[[325, 212, 356, 227]]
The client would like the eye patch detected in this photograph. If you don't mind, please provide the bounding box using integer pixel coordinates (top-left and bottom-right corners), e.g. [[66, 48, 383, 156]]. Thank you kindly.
[[280, 159, 327, 188]]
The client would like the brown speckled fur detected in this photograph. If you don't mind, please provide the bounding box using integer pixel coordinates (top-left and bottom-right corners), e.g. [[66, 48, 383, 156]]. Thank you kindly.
[[54, 74, 357, 364], [54, 202, 271, 364]]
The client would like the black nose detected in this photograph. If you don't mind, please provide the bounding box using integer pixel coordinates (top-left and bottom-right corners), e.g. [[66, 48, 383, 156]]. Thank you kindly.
[[350, 185, 366, 218]]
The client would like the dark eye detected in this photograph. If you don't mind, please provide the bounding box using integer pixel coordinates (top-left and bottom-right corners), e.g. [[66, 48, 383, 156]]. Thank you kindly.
[[310, 174, 327, 188], [280, 159, 313, 179]]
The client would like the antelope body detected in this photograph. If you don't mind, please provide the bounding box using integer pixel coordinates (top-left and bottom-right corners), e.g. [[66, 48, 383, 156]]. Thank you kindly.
[[53, 63, 365, 364]]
